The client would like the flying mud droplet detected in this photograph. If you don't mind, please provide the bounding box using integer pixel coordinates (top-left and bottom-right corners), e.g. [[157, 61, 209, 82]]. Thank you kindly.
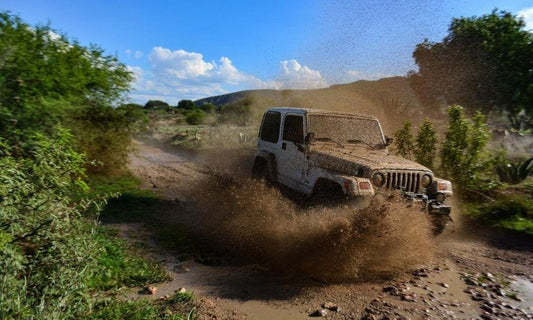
[[191, 171, 435, 282]]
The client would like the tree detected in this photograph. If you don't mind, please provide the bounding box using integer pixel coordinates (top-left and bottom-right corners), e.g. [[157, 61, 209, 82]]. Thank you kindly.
[[440, 105, 490, 189], [409, 10, 533, 128], [393, 121, 415, 159], [177, 99, 196, 110], [414, 119, 438, 170], [143, 100, 170, 110], [0, 13, 133, 133], [0, 12, 136, 173]]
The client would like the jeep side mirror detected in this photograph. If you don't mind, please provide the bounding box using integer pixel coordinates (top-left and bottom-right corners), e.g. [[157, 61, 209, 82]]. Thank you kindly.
[[305, 132, 315, 144], [385, 136, 393, 146]]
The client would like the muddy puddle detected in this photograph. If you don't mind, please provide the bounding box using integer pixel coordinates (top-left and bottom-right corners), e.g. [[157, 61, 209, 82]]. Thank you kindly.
[[510, 276, 533, 309], [128, 261, 311, 319]]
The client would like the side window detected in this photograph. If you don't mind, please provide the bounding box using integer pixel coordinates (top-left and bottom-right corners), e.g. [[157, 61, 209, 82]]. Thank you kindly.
[[283, 115, 304, 144], [260, 111, 281, 143]]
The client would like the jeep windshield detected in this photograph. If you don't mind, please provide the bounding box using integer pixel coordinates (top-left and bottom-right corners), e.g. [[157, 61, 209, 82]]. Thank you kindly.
[[308, 114, 385, 147]]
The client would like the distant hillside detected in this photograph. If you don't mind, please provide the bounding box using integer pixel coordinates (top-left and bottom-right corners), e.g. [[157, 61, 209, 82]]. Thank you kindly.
[[195, 77, 428, 132]]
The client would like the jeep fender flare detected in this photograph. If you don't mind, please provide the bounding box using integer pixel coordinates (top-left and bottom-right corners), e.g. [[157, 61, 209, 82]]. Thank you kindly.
[[252, 151, 277, 182], [309, 169, 374, 197]]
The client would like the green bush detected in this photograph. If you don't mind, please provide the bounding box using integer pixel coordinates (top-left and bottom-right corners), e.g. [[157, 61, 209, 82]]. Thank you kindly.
[[414, 119, 438, 170], [184, 109, 206, 125], [0, 129, 100, 319], [0, 13, 132, 134], [496, 156, 533, 185], [0, 12, 137, 174], [440, 105, 491, 191], [469, 196, 533, 235], [199, 103, 216, 113], [393, 121, 415, 159], [89, 228, 170, 290]]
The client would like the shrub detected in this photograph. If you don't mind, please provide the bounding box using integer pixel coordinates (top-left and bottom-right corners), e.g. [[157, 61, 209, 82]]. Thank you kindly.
[[184, 109, 206, 125], [469, 196, 533, 235], [440, 105, 491, 190], [0, 129, 100, 319], [177, 99, 196, 110], [414, 119, 438, 170], [496, 156, 533, 185], [70, 104, 144, 174], [393, 121, 415, 159], [199, 103, 216, 113]]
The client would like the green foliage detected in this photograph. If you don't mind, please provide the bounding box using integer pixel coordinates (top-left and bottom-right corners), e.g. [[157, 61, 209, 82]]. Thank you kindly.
[[0, 13, 178, 319], [169, 291, 194, 304], [393, 121, 415, 159], [87, 297, 193, 320], [0, 12, 137, 174], [177, 99, 196, 110], [199, 103, 216, 113], [409, 10, 533, 128], [145, 100, 171, 110], [496, 156, 533, 184], [69, 104, 145, 174], [0, 129, 99, 319], [0, 12, 133, 133], [440, 105, 491, 190], [89, 228, 170, 290], [468, 196, 533, 235], [184, 109, 207, 125], [414, 119, 438, 169]]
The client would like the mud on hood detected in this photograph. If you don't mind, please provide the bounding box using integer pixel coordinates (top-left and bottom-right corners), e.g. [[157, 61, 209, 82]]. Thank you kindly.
[[309, 144, 430, 175]]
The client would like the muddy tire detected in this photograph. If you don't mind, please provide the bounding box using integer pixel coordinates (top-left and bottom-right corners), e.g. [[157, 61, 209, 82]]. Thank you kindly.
[[251, 158, 272, 183], [310, 179, 346, 206]]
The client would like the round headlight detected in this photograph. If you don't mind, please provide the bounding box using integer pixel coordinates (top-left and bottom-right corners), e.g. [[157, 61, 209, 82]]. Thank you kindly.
[[435, 192, 446, 204], [372, 172, 385, 187], [421, 174, 432, 188]]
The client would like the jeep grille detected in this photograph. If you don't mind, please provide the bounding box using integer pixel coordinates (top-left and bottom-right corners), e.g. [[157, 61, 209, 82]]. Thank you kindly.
[[382, 171, 423, 193]]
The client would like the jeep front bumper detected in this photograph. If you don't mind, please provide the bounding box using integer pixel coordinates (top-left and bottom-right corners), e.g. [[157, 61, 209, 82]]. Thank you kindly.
[[403, 192, 451, 215]]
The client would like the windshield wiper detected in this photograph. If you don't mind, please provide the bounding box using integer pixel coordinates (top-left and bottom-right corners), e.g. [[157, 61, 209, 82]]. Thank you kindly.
[[346, 139, 378, 150], [314, 137, 345, 148]]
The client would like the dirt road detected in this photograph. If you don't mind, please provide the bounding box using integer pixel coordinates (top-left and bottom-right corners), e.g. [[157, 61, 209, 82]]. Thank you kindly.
[[127, 140, 533, 320]]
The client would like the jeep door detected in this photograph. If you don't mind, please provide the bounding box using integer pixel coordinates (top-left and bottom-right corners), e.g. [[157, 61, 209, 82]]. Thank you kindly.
[[277, 113, 306, 190]]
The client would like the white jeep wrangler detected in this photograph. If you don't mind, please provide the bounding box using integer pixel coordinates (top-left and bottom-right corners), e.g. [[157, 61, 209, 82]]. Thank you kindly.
[[252, 108, 453, 224]]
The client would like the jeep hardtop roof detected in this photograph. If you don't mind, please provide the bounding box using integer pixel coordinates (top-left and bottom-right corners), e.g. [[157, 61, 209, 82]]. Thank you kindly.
[[266, 107, 378, 121]]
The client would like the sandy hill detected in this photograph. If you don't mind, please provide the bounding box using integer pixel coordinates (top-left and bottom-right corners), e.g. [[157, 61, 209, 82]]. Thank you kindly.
[[195, 77, 426, 132]]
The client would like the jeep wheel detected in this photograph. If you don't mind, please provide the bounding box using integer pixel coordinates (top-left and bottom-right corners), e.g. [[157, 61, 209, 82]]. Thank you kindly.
[[251, 158, 272, 183], [311, 179, 346, 206]]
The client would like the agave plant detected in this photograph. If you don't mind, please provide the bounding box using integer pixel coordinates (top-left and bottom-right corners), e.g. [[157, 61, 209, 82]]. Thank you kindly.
[[496, 156, 533, 184]]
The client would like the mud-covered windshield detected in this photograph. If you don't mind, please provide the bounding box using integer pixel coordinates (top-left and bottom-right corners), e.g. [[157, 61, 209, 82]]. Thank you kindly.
[[309, 114, 385, 146]]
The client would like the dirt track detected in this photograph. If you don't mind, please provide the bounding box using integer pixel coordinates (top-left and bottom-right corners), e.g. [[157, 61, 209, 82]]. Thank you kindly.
[[127, 140, 533, 320]]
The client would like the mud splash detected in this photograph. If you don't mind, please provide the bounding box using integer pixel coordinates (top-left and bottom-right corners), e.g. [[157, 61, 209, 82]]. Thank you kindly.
[[191, 172, 434, 282]]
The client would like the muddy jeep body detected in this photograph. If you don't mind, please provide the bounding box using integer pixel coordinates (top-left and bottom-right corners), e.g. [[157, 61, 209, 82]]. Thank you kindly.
[[252, 107, 453, 216]]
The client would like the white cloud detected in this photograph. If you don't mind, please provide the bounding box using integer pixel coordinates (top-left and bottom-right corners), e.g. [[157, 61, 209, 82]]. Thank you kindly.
[[125, 49, 144, 59], [128, 49, 337, 104], [278, 59, 328, 89], [518, 7, 533, 31], [128, 47, 280, 103]]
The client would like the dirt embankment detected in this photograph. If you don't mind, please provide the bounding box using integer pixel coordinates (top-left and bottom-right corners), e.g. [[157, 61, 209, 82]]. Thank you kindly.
[[128, 140, 533, 320]]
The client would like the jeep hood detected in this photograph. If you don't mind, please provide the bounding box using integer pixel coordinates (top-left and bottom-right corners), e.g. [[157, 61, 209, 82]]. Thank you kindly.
[[309, 144, 430, 175]]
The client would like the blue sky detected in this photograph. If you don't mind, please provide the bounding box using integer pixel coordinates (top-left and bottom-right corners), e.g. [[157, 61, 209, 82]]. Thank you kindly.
[[3, 0, 533, 104]]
